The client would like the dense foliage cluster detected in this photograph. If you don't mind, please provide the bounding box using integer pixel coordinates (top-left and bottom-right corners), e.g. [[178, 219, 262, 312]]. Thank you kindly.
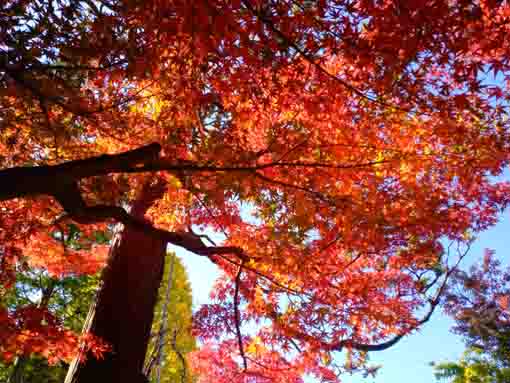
[[0, 245, 195, 383], [1, 1, 510, 381], [433, 252, 510, 383]]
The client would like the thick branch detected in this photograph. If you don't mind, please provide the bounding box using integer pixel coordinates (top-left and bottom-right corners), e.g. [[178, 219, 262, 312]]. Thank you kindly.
[[331, 303, 436, 352], [66, 203, 246, 260], [0, 142, 379, 262], [328, 244, 473, 353], [0, 143, 162, 201], [0, 142, 386, 202]]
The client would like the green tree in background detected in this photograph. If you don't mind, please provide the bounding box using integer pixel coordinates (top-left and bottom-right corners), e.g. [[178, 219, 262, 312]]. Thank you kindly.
[[144, 253, 196, 383], [0, 224, 107, 382], [0, 219, 195, 383], [433, 348, 510, 383], [433, 252, 510, 383], [0, 250, 196, 383], [0, 269, 100, 383]]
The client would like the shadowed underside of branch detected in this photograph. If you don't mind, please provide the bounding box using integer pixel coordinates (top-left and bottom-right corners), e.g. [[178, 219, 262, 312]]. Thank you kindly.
[[0, 143, 247, 262], [0, 142, 431, 355], [0, 142, 383, 261]]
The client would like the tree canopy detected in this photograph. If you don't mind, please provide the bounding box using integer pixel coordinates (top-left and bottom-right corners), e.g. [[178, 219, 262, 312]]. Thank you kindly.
[[0, 270, 100, 383], [1, 1, 510, 382]]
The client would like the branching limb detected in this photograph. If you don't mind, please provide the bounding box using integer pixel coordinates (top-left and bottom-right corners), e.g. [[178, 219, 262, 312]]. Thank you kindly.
[[187, 225, 218, 246], [64, 203, 246, 260], [0, 143, 162, 201], [0, 141, 383, 202], [330, 241, 473, 352]]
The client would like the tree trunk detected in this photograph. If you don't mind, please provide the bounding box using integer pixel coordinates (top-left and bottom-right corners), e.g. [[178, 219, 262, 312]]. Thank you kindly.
[[65, 181, 167, 383], [7, 357, 25, 383]]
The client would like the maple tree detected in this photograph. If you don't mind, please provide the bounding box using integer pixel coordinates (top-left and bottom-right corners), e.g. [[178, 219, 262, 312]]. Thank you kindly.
[[444, 251, 510, 364], [432, 251, 510, 383], [1, 0, 510, 382], [63, 178, 171, 383]]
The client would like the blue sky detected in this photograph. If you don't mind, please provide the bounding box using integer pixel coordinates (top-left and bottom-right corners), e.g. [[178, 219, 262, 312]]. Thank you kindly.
[[175, 205, 509, 383], [341, 209, 509, 383]]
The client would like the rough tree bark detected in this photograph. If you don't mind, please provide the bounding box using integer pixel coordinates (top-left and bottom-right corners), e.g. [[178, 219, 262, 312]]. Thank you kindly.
[[0, 144, 243, 380], [65, 180, 167, 383]]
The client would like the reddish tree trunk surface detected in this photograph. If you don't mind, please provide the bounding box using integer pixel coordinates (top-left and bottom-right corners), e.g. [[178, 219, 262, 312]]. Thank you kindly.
[[66, 182, 167, 383]]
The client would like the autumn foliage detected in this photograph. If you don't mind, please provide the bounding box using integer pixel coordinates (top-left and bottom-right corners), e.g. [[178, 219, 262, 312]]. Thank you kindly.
[[433, 251, 510, 383], [1, 0, 510, 381]]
